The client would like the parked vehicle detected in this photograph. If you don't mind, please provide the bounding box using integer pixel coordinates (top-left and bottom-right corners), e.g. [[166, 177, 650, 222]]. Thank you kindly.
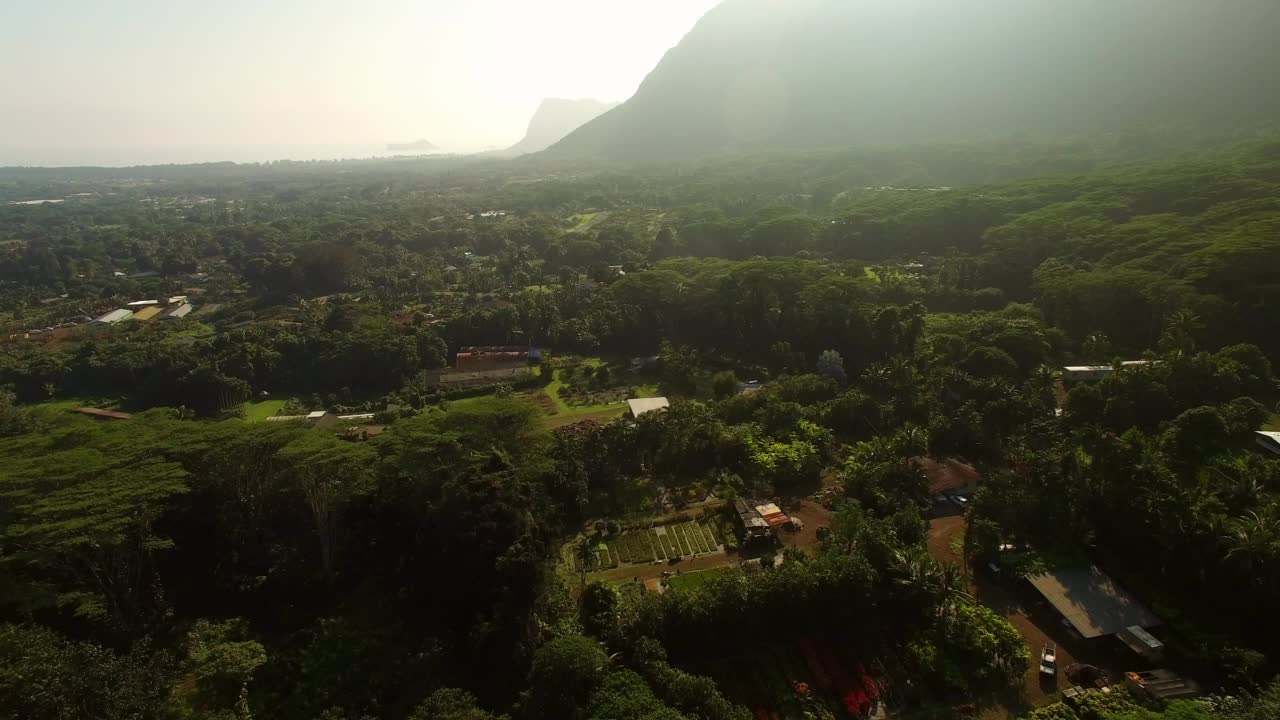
[[1040, 644, 1058, 676]]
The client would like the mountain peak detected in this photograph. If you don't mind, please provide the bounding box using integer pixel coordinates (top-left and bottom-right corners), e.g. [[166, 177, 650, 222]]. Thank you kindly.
[[549, 0, 1280, 161], [504, 98, 618, 156]]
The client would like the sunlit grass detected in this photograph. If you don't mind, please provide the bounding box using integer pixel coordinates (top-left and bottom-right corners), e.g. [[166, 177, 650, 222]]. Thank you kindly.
[[243, 399, 287, 421]]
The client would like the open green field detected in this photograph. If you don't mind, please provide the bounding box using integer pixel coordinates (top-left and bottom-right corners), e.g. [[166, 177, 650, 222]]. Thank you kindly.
[[537, 356, 658, 427], [666, 566, 731, 593], [566, 211, 606, 232], [244, 399, 287, 421]]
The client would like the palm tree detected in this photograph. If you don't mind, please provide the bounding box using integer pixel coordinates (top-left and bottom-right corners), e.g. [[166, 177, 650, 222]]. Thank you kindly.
[[1030, 365, 1059, 394], [1223, 509, 1279, 574], [1161, 309, 1202, 356], [936, 562, 973, 611]]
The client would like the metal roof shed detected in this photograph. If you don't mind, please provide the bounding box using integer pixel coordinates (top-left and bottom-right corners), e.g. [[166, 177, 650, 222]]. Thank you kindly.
[[1027, 566, 1160, 639]]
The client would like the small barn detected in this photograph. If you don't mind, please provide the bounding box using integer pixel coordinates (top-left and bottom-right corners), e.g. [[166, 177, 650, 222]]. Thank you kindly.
[[733, 498, 772, 540], [626, 397, 670, 419], [454, 345, 528, 371], [754, 502, 791, 528]]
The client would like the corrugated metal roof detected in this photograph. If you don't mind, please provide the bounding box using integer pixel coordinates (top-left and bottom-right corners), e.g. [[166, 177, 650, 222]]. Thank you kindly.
[[160, 303, 193, 319], [94, 308, 133, 323], [1027, 566, 1159, 639]]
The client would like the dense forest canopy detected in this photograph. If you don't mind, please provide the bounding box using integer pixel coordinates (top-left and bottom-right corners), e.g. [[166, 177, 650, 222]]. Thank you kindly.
[[1, 129, 1280, 720]]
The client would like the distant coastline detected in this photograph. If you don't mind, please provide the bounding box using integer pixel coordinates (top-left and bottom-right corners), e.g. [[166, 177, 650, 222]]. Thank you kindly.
[[385, 139, 438, 153], [0, 144, 445, 168]]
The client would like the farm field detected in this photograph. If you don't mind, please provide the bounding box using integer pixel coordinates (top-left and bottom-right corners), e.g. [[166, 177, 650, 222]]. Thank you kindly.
[[574, 519, 725, 574], [533, 355, 659, 428]]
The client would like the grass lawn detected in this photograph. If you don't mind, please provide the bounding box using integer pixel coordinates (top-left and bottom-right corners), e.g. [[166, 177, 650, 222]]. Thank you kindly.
[[539, 360, 631, 425], [666, 566, 731, 593], [244, 399, 287, 421], [567, 211, 605, 232]]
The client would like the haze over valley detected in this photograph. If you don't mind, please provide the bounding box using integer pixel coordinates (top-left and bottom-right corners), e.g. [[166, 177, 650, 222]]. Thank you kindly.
[[2, 3, 1280, 720]]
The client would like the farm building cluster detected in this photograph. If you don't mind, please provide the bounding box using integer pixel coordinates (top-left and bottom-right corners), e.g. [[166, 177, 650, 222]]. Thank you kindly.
[[733, 499, 801, 543], [94, 296, 195, 325]]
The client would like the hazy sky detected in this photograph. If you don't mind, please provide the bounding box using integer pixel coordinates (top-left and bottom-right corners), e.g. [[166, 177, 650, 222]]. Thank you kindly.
[[0, 0, 720, 158]]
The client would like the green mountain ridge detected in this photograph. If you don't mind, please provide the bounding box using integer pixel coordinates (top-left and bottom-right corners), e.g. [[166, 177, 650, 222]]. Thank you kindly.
[[548, 0, 1280, 161]]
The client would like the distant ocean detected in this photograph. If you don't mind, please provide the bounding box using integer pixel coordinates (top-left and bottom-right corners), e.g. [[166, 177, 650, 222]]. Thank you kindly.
[[0, 144, 442, 168]]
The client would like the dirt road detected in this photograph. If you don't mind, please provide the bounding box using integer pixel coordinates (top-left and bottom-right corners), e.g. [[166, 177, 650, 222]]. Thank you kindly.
[[927, 515, 1074, 717]]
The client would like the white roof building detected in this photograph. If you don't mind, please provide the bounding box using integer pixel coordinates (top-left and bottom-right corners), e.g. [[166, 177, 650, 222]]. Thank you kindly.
[[1255, 431, 1280, 456], [160, 303, 193, 319], [627, 397, 670, 418], [1062, 361, 1152, 381], [93, 308, 134, 325]]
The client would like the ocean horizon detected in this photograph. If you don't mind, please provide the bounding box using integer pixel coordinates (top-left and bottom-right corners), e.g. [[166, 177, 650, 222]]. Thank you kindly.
[[0, 144, 457, 169]]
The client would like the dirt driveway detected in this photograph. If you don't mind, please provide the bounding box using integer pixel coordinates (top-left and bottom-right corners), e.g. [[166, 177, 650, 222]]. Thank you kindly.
[[927, 516, 1075, 717], [778, 499, 831, 556]]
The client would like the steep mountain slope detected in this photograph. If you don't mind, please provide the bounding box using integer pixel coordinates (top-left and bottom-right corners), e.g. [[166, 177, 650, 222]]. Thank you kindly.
[[504, 98, 617, 156], [549, 0, 1280, 161]]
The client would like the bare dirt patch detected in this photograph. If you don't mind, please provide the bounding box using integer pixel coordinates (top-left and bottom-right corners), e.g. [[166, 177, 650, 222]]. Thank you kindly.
[[778, 499, 831, 556], [927, 514, 967, 568], [913, 456, 981, 493]]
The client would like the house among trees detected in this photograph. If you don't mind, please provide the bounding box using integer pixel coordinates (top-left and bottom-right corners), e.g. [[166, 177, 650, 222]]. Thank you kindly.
[[1060, 361, 1151, 383], [1255, 431, 1280, 456], [454, 345, 529, 371], [733, 498, 773, 541]]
